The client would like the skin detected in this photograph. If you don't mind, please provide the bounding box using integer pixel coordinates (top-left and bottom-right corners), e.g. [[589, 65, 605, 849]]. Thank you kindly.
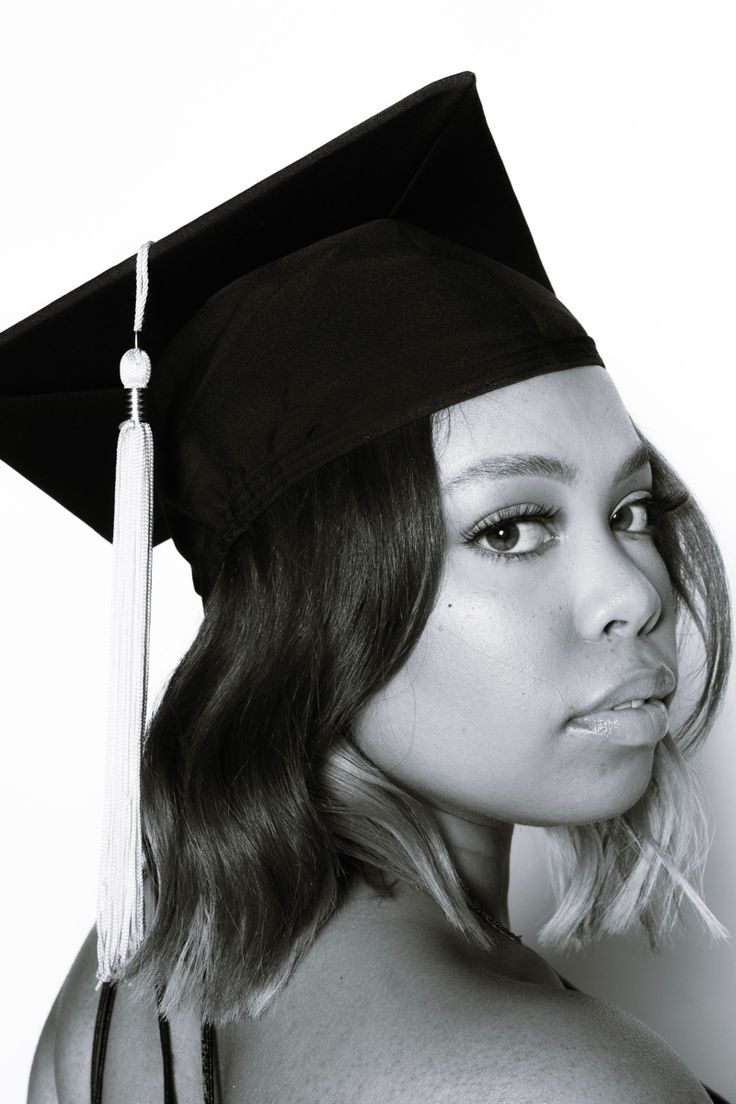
[[353, 364, 679, 932]]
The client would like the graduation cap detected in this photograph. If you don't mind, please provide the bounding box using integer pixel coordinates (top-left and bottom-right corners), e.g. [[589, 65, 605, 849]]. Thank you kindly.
[[0, 70, 605, 986]]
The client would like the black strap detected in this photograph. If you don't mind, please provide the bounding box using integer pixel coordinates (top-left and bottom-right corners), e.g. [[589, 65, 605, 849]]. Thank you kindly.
[[703, 1089, 731, 1104], [90, 981, 117, 1104], [155, 984, 177, 1104], [201, 1020, 216, 1104], [155, 984, 217, 1104], [90, 979, 183, 1104]]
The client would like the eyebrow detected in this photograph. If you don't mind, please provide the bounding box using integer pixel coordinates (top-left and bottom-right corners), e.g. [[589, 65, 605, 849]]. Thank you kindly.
[[443, 442, 652, 491]]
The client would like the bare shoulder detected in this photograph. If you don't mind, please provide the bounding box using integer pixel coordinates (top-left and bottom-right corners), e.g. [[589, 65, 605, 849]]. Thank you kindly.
[[28, 919, 162, 1104], [251, 882, 714, 1104], [34, 919, 166, 1104], [27, 984, 63, 1104], [364, 979, 713, 1104], [27, 925, 97, 1104], [225, 883, 713, 1104]]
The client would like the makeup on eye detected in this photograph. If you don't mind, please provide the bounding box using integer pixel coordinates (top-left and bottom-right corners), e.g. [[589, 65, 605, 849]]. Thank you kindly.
[[460, 488, 690, 564]]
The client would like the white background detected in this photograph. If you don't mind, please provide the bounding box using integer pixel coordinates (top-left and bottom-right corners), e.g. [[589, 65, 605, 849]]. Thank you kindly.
[[1, 1, 734, 1100]]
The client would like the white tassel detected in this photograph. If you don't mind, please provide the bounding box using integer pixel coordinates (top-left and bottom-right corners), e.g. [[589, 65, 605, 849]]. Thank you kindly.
[[96, 243, 155, 986]]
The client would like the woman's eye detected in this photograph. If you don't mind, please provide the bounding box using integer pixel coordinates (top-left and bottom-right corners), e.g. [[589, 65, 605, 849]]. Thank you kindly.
[[469, 509, 555, 561], [466, 497, 669, 565], [610, 500, 658, 534]]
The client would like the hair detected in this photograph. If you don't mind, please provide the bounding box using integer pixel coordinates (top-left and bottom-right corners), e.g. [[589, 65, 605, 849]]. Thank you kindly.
[[119, 398, 733, 1026]]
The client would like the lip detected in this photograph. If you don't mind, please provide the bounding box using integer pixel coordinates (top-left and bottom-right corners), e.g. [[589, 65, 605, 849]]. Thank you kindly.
[[576, 665, 677, 717], [566, 699, 670, 746]]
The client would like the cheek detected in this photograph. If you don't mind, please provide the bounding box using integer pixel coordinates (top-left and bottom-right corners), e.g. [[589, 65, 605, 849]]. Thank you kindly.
[[352, 591, 584, 816], [403, 590, 566, 737]]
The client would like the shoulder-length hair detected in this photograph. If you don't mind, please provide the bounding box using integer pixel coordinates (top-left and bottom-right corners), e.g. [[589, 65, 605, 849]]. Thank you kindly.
[[119, 404, 732, 1025]]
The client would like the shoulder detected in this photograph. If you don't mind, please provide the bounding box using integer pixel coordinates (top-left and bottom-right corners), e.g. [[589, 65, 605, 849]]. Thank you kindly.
[[354, 978, 713, 1104], [328, 884, 713, 1102], [230, 885, 711, 1104], [27, 987, 62, 1104], [30, 919, 162, 1104], [29, 922, 167, 1104], [54, 924, 166, 1104], [27, 926, 97, 1104]]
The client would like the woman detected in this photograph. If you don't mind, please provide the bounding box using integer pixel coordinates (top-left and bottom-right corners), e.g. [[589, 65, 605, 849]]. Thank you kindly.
[[12, 72, 731, 1102]]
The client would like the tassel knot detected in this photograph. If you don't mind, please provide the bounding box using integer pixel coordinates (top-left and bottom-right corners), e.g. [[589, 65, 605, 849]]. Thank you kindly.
[[120, 347, 152, 389]]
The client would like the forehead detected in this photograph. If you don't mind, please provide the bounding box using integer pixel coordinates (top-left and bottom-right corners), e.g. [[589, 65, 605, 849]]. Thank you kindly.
[[434, 366, 641, 484]]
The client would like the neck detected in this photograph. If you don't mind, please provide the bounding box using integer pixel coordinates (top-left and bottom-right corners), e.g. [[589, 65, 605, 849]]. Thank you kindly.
[[425, 802, 514, 929]]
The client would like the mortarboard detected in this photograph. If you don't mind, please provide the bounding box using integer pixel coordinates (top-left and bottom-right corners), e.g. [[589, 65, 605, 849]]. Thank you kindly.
[[0, 70, 605, 986]]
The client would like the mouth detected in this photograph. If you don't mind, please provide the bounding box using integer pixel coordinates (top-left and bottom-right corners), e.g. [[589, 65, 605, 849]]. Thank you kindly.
[[608, 697, 660, 711], [567, 698, 669, 746], [578, 666, 677, 717]]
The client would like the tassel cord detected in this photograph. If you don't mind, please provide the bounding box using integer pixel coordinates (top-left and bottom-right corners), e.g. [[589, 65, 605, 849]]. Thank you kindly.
[[95, 242, 155, 986]]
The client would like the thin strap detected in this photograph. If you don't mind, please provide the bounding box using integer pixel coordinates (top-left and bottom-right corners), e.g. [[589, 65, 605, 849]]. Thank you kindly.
[[91, 981, 117, 1104], [201, 1021, 216, 1104], [555, 970, 580, 991], [702, 1087, 730, 1104], [152, 981, 217, 1104], [91, 977, 219, 1103], [155, 985, 177, 1104]]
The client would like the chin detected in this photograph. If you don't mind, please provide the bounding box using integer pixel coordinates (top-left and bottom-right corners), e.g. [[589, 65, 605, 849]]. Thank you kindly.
[[576, 770, 655, 825], [529, 763, 657, 828]]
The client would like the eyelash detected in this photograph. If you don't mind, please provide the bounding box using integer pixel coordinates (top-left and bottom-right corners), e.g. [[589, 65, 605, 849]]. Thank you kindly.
[[463, 489, 691, 565]]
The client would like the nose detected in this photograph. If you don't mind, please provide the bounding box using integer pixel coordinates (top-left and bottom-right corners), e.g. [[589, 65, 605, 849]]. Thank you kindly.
[[572, 530, 666, 641]]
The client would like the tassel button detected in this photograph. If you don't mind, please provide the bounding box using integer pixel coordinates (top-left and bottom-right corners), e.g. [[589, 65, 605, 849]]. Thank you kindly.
[[120, 347, 152, 389]]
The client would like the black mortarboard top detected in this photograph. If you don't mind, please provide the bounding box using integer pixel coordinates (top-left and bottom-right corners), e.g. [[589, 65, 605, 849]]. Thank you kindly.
[[0, 69, 603, 600], [0, 70, 605, 984]]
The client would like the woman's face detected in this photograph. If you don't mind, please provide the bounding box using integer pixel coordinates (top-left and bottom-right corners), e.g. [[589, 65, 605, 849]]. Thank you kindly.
[[354, 365, 679, 828]]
